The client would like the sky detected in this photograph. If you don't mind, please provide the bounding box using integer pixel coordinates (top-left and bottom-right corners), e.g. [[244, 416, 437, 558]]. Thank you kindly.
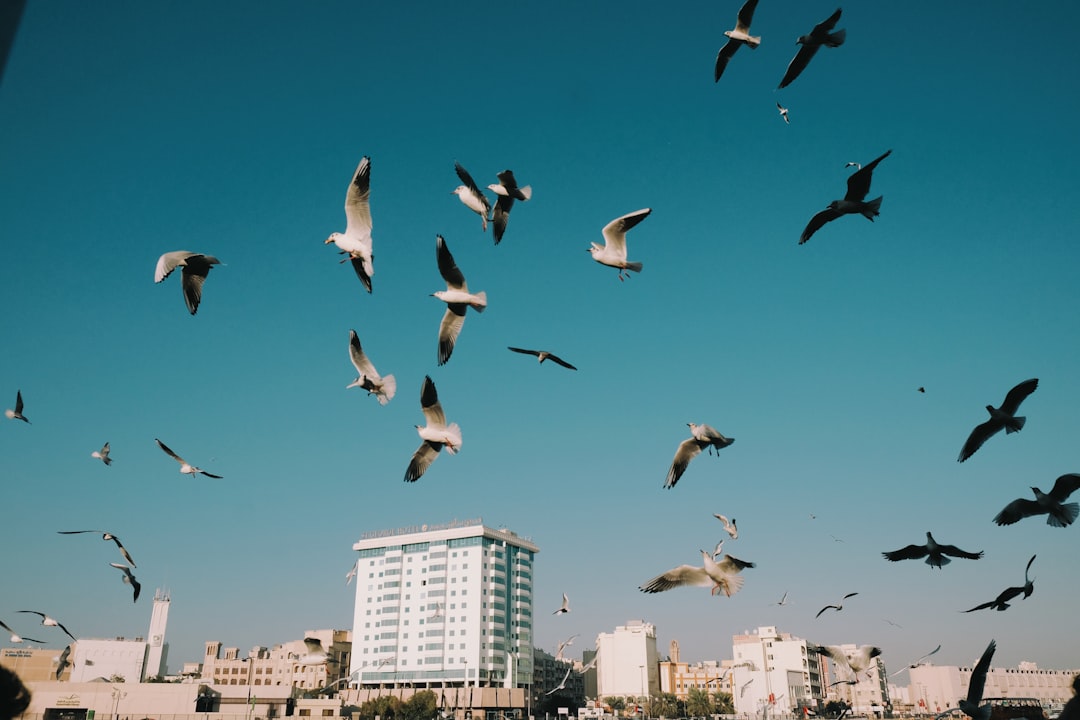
[[2, 1, 1080, 684]]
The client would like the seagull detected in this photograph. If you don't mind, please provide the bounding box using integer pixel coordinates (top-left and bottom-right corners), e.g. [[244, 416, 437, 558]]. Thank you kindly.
[[778, 8, 845, 89], [962, 555, 1036, 612], [346, 329, 396, 405], [16, 611, 77, 642], [90, 442, 112, 466], [507, 347, 577, 370], [546, 666, 572, 695], [714, 0, 761, 81], [432, 235, 487, 366], [639, 549, 755, 597], [325, 155, 375, 293], [711, 539, 725, 560], [452, 162, 491, 232], [56, 644, 72, 679], [665, 423, 735, 488], [555, 634, 580, 662], [57, 530, 137, 567], [428, 602, 444, 621], [0, 620, 45, 645], [487, 169, 531, 245], [811, 644, 881, 675], [5, 390, 29, 423], [816, 592, 858, 618], [888, 645, 942, 676], [993, 474, 1080, 527], [773, 591, 790, 606], [917, 386, 926, 393], [739, 679, 754, 698], [882, 618, 904, 629], [714, 513, 739, 539], [776, 101, 789, 124], [958, 640, 996, 720], [404, 375, 462, 482], [154, 251, 221, 315], [589, 208, 651, 281], [345, 563, 357, 585], [578, 653, 599, 673], [299, 637, 330, 665], [959, 378, 1039, 462], [553, 593, 570, 615], [883, 531, 983, 568], [155, 438, 223, 478], [110, 562, 141, 603], [800, 150, 891, 244]]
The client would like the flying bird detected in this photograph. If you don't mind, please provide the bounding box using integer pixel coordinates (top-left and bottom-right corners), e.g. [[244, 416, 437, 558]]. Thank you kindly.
[[958, 378, 1038, 462], [883, 531, 983, 568], [963, 555, 1037, 612], [811, 644, 881, 675], [299, 637, 330, 665], [432, 235, 487, 366], [5, 390, 29, 423], [714, 513, 739, 539], [773, 591, 790, 606], [555, 634, 580, 662], [889, 645, 942, 676], [345, 564, 357, 585], [800, 150, 891, 244], [776, 101, 789, 124], [739, 679, 754, 698], [0, 620, 45, 645], [816, 592, 858, 618], [589, 208, 651, 281], [110, 562, 141, 603], [546, 666, 573, 695], [346, 329, 396, 405], [639, 549, 755, 597], [155, 438, 223, 478], [844, 162, 862, 170], [16, 611, 77, 642], [325, 155, 375, 293], [578, 654, 599, 673], [714, 0, 761, 81], [553, 593, 570, 615], [711, 539, 725, 560], [993, 474, 1080, 527], [487, 169, 531, 245], [154, 251, 221, 315], [507, 347, 577, 370], [452, 162, 491, 232], [778, 8, 845, 89], [56, 644, 72, 679], [57, 530, 137, 567], [665, 423, 735, 489], [90, 442, 112, 465], [404, 376, 462, 482], [958, 640, 996, 720]]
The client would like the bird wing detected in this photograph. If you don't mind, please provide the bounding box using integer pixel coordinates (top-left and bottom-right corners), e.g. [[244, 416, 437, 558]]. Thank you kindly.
[[15, 390, 24, 414], [716, 554, 755, 573], [437, 306, 467, 367], [180, 255, 220, 315], [812, 8, 843, 34], [56, 621, 77, 642], [966, 640, 996, 706], [714, 37, 741, 81], [958, 419, 1002, 462], [799, 206, 842, 244], [348, 330, 378, 379], [844, 149, 891, 201], [419, 376, 447, 427], [999, 378, 1038, 415], [454, 162, 483, 196], [491, 194, 513, 245], [154, 251, 195, 282], [993, 498, 1040, 525], [304, 637, 326, 654], [778, 44, 819, 89], [939, 544, 983, 560], [405, 440, 442, 482], [601, 208, 651, 253], [665, 437, 706, 489], [883, 543, 930, 562], [198, 470, 225, 479], [508, 346, 541, 358], [109, 536, 136, 567], [734, 0, 758, 32], [546, 353, 577, 370], [155, 438, 186, 465], [435, 235, 467, 289], [349, 256, 373, 294], [343, 156, 372, 237], [639, 564, 713, 593], [961, 600, 997, 613], [1049, 473, 1080, 502]]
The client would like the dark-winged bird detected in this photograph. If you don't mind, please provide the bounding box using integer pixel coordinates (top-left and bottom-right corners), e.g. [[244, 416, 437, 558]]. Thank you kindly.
[[346, 329, 396, 405], [432, 235, 487, 365], [959, 640, 996, 720], [154, 251, 221, 314], [993, 473, 1080, 527], [715, 0, 761, 81], [958, 378, 1038, 462], [110, 562, 141, 603], [451, 162, 491, 232], [155, 438, 223, 478], [487, 170, 532, 245], [883, 531, 983, 568], [800, 150, 891, 244], [963, 555, 1035, 612], [5, 389, 29, 423], [589, 208, 651, 281], [778, 8, 845, 89], [816, 592, 858, 618], [508, 347, 577, 370], [639, 549, 755, 597], [404, 376, 461, 482], [16, 611, 77, 642], [58, 530, 137, 566], [665, 423, 735, 488], [325, 155, 375, 293]]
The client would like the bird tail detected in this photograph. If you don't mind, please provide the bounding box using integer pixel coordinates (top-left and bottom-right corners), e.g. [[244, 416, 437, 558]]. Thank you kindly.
[[1004, 415, 1026, 434], [862, 196, 883, 220], [1049, 502, 1079, 528], [519, 185, 533, 201], [443, 423, 463, 455], [825, 29, 846, 47], [745, 35, 761, 48], [378, 375, 397, 405], [928, 555, 951, 567], [470, 291, 488, 313], [716, 572, 745, 598], [625, 262, 643, 273]]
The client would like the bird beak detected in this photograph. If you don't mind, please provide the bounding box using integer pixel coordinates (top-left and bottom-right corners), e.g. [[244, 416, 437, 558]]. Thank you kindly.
[[324, 237, 336, 244]]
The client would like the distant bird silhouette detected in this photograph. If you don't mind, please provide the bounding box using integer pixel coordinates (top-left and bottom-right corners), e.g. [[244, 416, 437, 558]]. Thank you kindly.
[[715, 0, 761, 81], [325, 155, 375, 293], [778, 8, 846, 89], [553, 593, 570, 615], [883, 531, 983, 568], [5, 390, 29, 423], [816, 592, 858, 618], [958, 378, 1038, 462], [714, 513, 739, 539], [110, 562, 141, 603], [776, 101, 789, 124], [452, 162, 491, 232], [665, 423, 735, 488], [844, 162, 862, 170], [800, 150, 891, 244], [405, 375, 461, 482], [993, 473, 1080, 527], [889, 645, 941, 677], [346, 329, 396, 405], [432, 235, 487, 366], [487, 170, 531, 245], [508, 347, 577, 370], [16, 611, 76, 642], [90, 442, 112, 465], [963, 555, 1036, 612], [773, 591, 790, 606], [57, 530, 137, 567], [154, 251, 221, 314], [345, 563, 357, 585], [590, 208, 651, 281], [959, 640, 996, 720], [155, 438, 223, 478], [639, 549, 755, 597], [917, 386, 926, 393]]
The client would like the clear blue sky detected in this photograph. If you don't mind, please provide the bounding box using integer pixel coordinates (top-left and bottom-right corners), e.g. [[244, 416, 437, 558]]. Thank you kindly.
[[2, 1, 1079, 680]]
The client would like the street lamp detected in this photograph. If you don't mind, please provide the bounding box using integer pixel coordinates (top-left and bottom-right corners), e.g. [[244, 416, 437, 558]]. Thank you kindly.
[[639, 665, 646, 719], [111, 686, 127, 720]]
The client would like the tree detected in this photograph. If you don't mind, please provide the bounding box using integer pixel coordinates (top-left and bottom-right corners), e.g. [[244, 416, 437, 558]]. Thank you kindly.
[[650, 693, 680, 718], [711, 692, 735, 715], [401, 691, 438, 720], [356, 695, 402, 720], [606, 698, 627, 712], [687, 688, 713, 717]]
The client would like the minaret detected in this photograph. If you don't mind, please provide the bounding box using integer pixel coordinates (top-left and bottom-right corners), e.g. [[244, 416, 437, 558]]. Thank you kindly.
[[142, 589, 171, 680]]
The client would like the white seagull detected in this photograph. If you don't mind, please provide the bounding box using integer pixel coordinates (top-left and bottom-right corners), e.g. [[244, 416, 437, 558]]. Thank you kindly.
[[346, 329, 396, 405], [714, 513, 739, 539], [488, 169, 531, 245], [811, 644, 881, 676], [110, 562, 141, 603], [325, 155, 375, 293], [345, 563, 358, 585], [507, 346, 577, 370], [959, 378, 1039, 462], [555, 634, 580, 662], [994, 474, 1080, 527], [639, 549, 755, 597], [90, 442, 112, 465], [452, 162, 491, 232], [57, 530, 137, 566], [299, 637, 330, 665], [665, 423, 735, 489], [590, 208, 651, 281], [155, 438, 223, 478], [778, 8, 845, 89], [553, 593, 570, 615], [714, 0, 761, 81], [546, 666, 573, 695], [777, 101, 789, 124], [816, 592, 858, 618], [5, 389, 29, 423], [432, 235, 487, 366], [404, 375, 462, 482], [889, 645, 942, 676], [154, 251, 221, 315], [16, 611, 77, 642], [882, 531, 982, 569], [800, 150, 891, 244], [0, 619, 45, 644]]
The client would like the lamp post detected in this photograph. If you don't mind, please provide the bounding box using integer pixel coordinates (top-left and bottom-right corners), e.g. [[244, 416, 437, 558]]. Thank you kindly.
[[639, 665, 646, 719], [111, 686, 127, 720]]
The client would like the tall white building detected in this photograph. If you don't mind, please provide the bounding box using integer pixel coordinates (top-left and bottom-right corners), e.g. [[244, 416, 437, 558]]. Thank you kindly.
[[68, 589, 171, 682], [349, 519, 539, 690], [731, 627, 824, 716], [596, 620, 659, 699]]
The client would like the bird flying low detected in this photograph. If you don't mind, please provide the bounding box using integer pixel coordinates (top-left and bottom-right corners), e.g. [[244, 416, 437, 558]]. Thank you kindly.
[[888, 645, 942, 677], [553, 593, 570, 615], [714, 0, 761, 81], [432, 235, 487, 366], [404, 375, 462, 482], [5, 390, 29, 423], [452, 162, 491, 232], [325, 155, 375, 293], [154, 251, 221, 315], [155, 438, 223, 478], [0, 619, 45, 645], [16, 611, 77, 642], [346, 329, 396, 405], [57, 530, 137, 566], [962, 555, 1036, 612], [639, 549, 755, 597], [589, 208, 651, 281], [487, 169, 531, 245], [958, 378, 1038, 462], [778, 8, 845, 89], [507, 346, 577, 370], [882, 531, 983, 568], [110, 562, 141, 603], [546, 666, 572, 695], [300, 637, 330, 665], [665, 423, 735, 488], [800, 150, 891, 244], [958, 640, 996, 720], [810, 644, 881, 675], [993, 474, 1080, 527], [816, 592, 858, 618]]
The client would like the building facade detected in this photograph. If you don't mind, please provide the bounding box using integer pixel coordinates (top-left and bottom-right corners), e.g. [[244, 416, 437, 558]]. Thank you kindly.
[[595, 621, 659, 700], [909, 660, 1080, 716], [198, 629, 351, 692], [731, 627, 824, 716]]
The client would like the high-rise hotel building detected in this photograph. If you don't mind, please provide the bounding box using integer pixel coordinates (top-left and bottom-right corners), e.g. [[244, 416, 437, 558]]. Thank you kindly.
[[349, 519, 539, 690]]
